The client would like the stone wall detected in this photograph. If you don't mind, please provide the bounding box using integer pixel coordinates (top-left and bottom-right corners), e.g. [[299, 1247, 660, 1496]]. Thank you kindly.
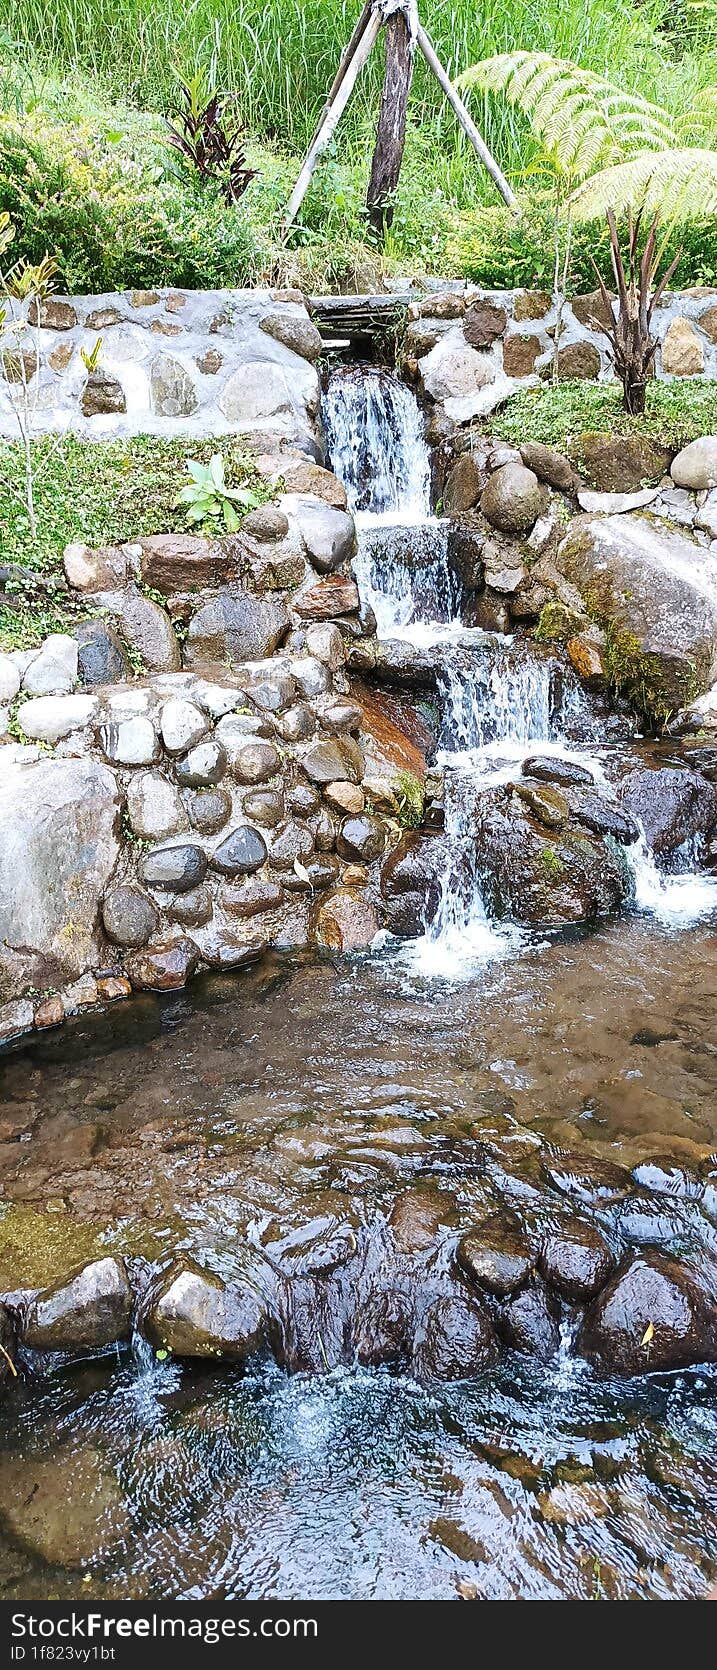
[[0, 287, 324, 449], [3, 282, 717, 444]]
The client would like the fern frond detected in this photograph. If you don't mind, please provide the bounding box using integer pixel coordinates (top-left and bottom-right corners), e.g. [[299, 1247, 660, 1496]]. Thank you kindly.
[[568, 147, 717, 220], [457, 52, 675, 181]]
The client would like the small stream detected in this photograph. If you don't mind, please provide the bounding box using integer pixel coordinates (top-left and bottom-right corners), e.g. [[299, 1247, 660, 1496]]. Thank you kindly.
[[2, 365, 717, 1602]]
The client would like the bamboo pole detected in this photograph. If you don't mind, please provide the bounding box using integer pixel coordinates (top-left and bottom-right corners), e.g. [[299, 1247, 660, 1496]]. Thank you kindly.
[[416, 25, 519, 214], [284, 8, 383, 229]]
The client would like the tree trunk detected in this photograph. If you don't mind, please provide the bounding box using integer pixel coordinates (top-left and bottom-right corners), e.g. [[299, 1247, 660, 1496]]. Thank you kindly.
[[366, 11, 414, 240]]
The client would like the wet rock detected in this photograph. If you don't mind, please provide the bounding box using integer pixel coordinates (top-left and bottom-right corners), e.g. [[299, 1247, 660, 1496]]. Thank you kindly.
[[223, 877, 285, 918], [0, 1448, 130, 1569], [577, 432, 671, 493], [413, 1295, 498, 1381], [102, 885, 159, 948], [166, 885, 213, 928], [0, 999, 33, 1044], [175, 739, 227, 788], [0, 758, 120, 992], [34, 994, 65, 1029], [0, 1303, 16, 1382], [389, 1189, 455, 1253], [119, 589, 181, 673], [292, 499, 355, 573], [160, 698, 208, 755], [73, 620, 128, 686], [309, 887, 378, 950], [140, 843, 208, 893], [185, 591, 289, 667], [125, 937, 199, 991], [242, 788, 285, 828], [211, 825, 268, 875], [567, 628, 608, 686], [199, 931, 266, 970], [671, 436, 717, 491], [231, 741, 280, 785], [539, 1222, 615, 1302], [22, 634, 78, 697], [458, 1214, 535, 1296], [324, 780, 365, 816], [661, 318, 705, 377], [513, 781, 569, 828], [100, 715, 160, 767], [556, 513, 717, 714], [610, 1195, 689, 1247], [145, 1262, 266, 1362], [290, 655, 332, 699], [80, 369, 126, 415], [522, 755, 594, 788], [567, 791, 640, 846], [289, 782, 320, 816], [380, 830, 452, 936], [295, 574, 360, 619], [444, 454, 483, 513], [248, 670, 296, 714], [543, 1152, 633, 1207], [577, 1252, 717, 1376], [276, 702, 315, 742], [126, 770, 188, 840], [632, 1156, 704, 1199], [24, 1257, 132, 1352], [269, 820, 314, 870], [215, 714, 272, 763], [302, 736, 363, 784], [336, 814, 385, 862], [520, 442, 574, 492], [353, 1289, 412, 1368], [184, 786, 232, 834], [481, 463, 548, 536], [619, 765, 717, 861], [472, 785, 629, 927], [556, 341, 601, 380], [498, 1281, 561, 1361]]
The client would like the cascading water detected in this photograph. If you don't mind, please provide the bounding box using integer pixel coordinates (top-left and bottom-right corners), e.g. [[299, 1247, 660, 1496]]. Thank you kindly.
[[325, 363, 717, 970]]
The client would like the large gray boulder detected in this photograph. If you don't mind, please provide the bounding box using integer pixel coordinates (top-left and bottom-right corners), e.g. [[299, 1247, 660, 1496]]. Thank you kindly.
[[556, 513, 717, 719], [0, 758, 121, 993], [185, 589, 290, 668]]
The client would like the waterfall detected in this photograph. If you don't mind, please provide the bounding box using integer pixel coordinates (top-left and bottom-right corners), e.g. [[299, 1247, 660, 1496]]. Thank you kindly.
[[324, 362, 717, 973]]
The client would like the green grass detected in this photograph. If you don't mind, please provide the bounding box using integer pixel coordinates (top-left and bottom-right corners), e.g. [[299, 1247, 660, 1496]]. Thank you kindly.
[[0, 434, 266, 572], [4, 0, 717, 213], [487, 378, 717, 453]]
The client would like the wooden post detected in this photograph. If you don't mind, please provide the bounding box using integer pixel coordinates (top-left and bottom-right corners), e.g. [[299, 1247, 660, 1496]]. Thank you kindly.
[[366, 8, 415, 239], [284, 7, 383, 230], [416, 26, 519, 214]]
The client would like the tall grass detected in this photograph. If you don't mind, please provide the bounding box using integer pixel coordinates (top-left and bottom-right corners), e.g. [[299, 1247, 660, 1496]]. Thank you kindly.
[[4, 0, 715, 187]]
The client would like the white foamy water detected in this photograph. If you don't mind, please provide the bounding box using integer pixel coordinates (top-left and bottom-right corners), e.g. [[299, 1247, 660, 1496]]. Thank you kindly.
[[325, 364, 717, 974]]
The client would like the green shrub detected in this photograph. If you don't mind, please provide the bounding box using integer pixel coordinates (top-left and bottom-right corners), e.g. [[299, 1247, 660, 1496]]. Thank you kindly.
[[0, 111, 266, 290]]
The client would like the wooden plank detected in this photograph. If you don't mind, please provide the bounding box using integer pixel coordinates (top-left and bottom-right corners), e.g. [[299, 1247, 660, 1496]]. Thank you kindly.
[[416, 25, 519, 213], [284, 8, 383, 230], [366, 10, 415, 238]]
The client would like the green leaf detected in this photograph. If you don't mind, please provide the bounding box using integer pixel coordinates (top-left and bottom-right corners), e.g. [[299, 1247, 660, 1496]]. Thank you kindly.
[[222, 500, 240, 531]]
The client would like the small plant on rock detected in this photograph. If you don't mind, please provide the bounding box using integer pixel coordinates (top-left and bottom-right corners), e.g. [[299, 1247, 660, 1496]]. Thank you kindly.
[[175, 453, 260, 533], [165, 71, 257, 204]]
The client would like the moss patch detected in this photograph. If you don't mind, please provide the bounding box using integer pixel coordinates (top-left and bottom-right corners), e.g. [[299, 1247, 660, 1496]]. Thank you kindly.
[[600, 622, 698, 729], [487, 379, 717, 456], [395, 770, 425, 830], [0, 1204, 108, 1290]]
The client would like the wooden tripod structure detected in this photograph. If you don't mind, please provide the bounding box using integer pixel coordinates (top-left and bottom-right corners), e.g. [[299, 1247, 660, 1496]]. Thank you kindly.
[[284, 0, 517, 238]]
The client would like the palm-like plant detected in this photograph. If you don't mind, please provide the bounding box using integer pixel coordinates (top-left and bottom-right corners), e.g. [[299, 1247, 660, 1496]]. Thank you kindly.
[[590, 210, 680, 413]]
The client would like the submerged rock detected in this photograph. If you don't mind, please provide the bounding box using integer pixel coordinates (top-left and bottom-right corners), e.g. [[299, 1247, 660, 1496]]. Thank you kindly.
[[145, 1262, 267, 1362], [458, 1215, 535, 1297], [577, 1252, 717, 1377], [0, 1448, 130, 1569], [539, 1223, 615, 1303], [24, 1257, 132, 1352], [619, 764, 717, 862], [125, 937, 199, 991], [497, 1281, 561, 1361]]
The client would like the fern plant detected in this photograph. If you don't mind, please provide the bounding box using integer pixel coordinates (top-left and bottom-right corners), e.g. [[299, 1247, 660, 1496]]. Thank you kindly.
[[568, 148, 717, 220], [457, 53, 675, 184]]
